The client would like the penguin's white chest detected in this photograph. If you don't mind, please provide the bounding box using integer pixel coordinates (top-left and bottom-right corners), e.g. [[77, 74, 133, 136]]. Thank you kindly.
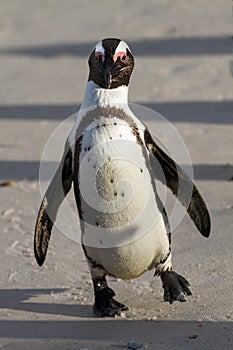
[[77, 116, 169, 278]]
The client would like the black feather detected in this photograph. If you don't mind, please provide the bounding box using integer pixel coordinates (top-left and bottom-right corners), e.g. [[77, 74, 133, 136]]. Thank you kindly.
[[34, 142, 73, 266], [144, 129, 211, 237]]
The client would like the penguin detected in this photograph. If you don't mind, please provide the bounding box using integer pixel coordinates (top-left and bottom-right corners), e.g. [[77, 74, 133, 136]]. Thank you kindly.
[[34, 38, 211, 317]]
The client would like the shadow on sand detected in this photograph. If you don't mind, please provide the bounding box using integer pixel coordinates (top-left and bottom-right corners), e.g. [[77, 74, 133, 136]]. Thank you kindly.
[[0, 289, 232, 349], [0, 160, 232, 182], [0, 100, 232, 124], [0, 36, 231, 58]]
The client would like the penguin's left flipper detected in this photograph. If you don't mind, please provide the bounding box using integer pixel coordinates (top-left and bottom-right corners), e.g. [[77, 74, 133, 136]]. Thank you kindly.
[[161, 270, 192, 304], [144, 129, 211, 238], [34, 140, 73, 267]]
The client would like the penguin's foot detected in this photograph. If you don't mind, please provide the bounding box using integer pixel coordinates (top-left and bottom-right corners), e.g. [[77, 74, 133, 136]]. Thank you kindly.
[[160, 270, 192, 304], [94, 285, 129, 317]]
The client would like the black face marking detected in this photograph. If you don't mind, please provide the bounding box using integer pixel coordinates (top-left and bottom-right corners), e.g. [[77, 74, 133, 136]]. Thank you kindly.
[[88, 38, 135, 89], [102, 38, 121, 55]]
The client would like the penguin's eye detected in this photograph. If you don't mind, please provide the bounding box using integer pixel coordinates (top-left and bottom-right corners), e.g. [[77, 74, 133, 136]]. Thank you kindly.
[[120, 54, 128, 62], [113, 52, 129, 63], [95, 52, 105, 63]]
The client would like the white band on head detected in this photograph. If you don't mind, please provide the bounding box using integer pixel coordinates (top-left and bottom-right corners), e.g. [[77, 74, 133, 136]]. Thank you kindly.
[[95, 41, 105, 54], [114, 40, 131, 54]]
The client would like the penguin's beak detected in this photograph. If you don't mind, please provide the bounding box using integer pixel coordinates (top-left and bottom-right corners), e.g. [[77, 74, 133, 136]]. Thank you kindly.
[[104, 69, 112, 89], [104, 59, 113, 88]]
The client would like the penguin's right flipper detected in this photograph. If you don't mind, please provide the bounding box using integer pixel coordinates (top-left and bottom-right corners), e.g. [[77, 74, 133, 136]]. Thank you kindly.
[[34, 140, 73, 266]]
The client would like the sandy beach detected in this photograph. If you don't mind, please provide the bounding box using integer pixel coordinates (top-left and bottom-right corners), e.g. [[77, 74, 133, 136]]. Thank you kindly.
[[0, 1, 232, 349]]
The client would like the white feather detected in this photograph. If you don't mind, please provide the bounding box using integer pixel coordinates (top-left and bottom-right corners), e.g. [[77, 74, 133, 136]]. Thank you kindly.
[[94, 41, 105, 55], [115, 40, 131, 54], [68, 80, 171, 279]]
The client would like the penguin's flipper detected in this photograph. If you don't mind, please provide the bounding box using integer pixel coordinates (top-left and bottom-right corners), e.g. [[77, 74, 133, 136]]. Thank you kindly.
[[34, 141, 73, 266], [144, 129, 210, 238]]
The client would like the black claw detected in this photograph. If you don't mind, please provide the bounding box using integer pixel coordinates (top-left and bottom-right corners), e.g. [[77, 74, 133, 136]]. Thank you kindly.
[[93, 277, 129, 317], [161, 270, 192, 304], [94, 296, 129, 317]]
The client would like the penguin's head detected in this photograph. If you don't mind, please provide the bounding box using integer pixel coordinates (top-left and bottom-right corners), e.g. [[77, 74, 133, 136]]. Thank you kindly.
[[88, 38, 135, 89]]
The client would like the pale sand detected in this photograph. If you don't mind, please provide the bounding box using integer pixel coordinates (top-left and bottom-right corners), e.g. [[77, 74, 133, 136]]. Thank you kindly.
[[0, 1, 232, 349]]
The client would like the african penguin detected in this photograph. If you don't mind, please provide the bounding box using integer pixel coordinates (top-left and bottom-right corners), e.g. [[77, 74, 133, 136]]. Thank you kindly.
[[34, 38, 211, 317]]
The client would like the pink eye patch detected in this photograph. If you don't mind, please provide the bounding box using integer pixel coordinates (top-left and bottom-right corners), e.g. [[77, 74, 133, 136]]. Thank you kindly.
[[95, 51, 105, 62], [113, 51, 128, 63]]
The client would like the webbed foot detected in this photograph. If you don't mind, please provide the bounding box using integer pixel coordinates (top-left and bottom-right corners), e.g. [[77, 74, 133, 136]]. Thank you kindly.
[[94, 285, 128, 317], [161, 270, 192, 304], [93, 277, 128, 317]]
